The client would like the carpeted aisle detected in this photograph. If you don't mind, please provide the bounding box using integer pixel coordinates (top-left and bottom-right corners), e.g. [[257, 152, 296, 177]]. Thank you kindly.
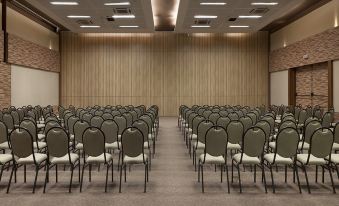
[[0, 117, 337, 206]]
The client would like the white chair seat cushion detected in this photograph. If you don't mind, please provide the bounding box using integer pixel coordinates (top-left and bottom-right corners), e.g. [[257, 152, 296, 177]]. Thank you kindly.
[[199, 153, 225, 164], [0, 154, 12, 164], [123, 154, 148, 164], [50, 153, 79, 164], [86, 153, 112, 163], [105, 141, 120, 150], [144, 142, 152, 149], [75, 143, 83, 150], [118, 134, 121, 141], [332, 142, 339, 150], [233, 153, 260, 164], [264, 153, 293, 164], [298, 142, 309, 150], [297, 124, 304, 128], [148, 133, 154, 140], [297, 154, 326, 165], [0, 141, 10, 149], [38, 133, 45, 140], [326, 154, 339, 164], [331, 123, 336, 127], [37, 124, 45, 129], [195, 141, 205, 149], [275, 119, 281, 124], [269, 142, 276, 149], [33, 141, 47, 149], [191, 134, 197, 140], [70, 134, 75, 140], [17, 153, 47, 164], [274, 128, 278, 133], [227, 142, 241, 150]]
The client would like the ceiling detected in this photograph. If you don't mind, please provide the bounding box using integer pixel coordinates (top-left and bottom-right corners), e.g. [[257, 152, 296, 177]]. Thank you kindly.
[[15, 0, 330, 33]]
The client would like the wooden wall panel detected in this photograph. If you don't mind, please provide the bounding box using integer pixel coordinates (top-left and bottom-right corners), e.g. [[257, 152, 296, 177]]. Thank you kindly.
[[61, 32, 269, 116]]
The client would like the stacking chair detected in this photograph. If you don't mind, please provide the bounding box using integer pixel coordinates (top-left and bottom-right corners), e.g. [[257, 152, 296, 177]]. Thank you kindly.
[[140, 115, 156, 157], [114, 115, 127, 141], [119, 127, 149, 193], [123, 112, 133, 127], [101, 119, 120, 155], [73, 120, 90, 154], [246, 112, 257, 124], [299, 120, 322, 151], [296, 128, 335, 194], [189, 115, 205, 157], [20, 119, 47, 152], [90, 115, 104, 128], [185, 113, 198, 146], [264, 127, 300, 193], [0, 121, 10, 152], [198, 126, 229, 193], [193, 120, 214, 171], [132, 120, 152, 168], [331, 122, 339, 151], [3, 113, 14, 132], [226, 121, 244, 155], [0, 153, 12, 182], [228, 112, 239, 121], [216, 116, 231, 130], [80, 127, 113, 192], [208, 112, 221, 125], [44, 127, 80, 193], [102, 113, 114, 120], [240, 116, 253, 133], [82, 113, 93, 124], [321, 112, 332, 128], [7, 128, 47, 193], [232, 127, 267, 193]]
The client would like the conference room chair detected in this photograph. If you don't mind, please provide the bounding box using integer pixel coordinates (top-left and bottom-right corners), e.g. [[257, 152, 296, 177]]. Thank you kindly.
[[239, 116, 253, 134], [44, 127, 80, 193], [140, 114, 156, 157], [226, 120, 244, 160], [73, 120, 90, 155], [264, 127, 300, 193], [101, 119, 121, 169], [298, 120, 322, 151], [7, 127, 47, 193], [80, 127, 113, 192], [296, 128, 335, 194], [20, 119, 47, 152], [114, 115, 127, 141], [198, 126, 229, 193], [119, 127, 149, 193], [231, 127, 267, 193], [3, 113, 14, 133], [0, 121, 10, 153], [189, 115, 205, 157]]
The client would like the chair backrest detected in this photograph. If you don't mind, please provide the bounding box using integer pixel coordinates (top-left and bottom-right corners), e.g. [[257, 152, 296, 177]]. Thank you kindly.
[[334, 123, 339, 144], [20, 119, 37, 142], [188, 113, 198, 129], [219, 110, 228, 117], [82, 113, 93, 123], [279, 120, 296, 130], [255, 120, 271, 141], [132, 119, 149, 143], [130, 110, 138, 122], [122, 112, 133, 127], [45, 120, 61, 133], [321, 112, 332, 128], [242, 127, 266, 158], [275, 127, 299, 159], [309, 128, 333, 160], [282, 115, 296, 123], [226, 120, 244, 144], [67, 115, 79, 135], [3, 113, 14, 130], [216, 116, 231, 130], [204, 126, 227, 158], [197, 120, 214, 144], [246, 112, 257, 124], [262, 116, 275, 134], [240, 116, 253, 133], [102, 112, 114, 120], [305, 117, 318, 126], [192, 115, 205, 135], [228, 112, 239, 121], [90, 115, 104, 128], [139, 115, 153, 133], [304, 120, 322, 144], [73, 120, 90, 143], [202, 110, 212, 119], [114, 115, 127, 135], [46, 127, 69, 158], [82, 127, 106, 159], [208, 112, 221, 125], [121, 127, 145, 160], [101, 119, 119, 144], [0, 121, 8, 144], [111, 110, 121, 117], [11, 111, 20, 126], [9, 128, 34, 160], [298, 109, 307, 124]]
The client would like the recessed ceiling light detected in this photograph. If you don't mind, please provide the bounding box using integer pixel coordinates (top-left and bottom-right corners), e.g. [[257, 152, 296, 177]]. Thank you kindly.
[[200, 2, 226, 5], [119, 25, 139, 28], [112, 15, 135, 19], [104, 2, 130, 6], [80, 25, 100, 28], [229, 25, 249, 28], [50, 2, 79, 5], [191, 25, 210, 28], [194, 15, 218, 19], [67, 15, 90, 18], [238, 15, 262, 18], [251, 2, 278, 6]]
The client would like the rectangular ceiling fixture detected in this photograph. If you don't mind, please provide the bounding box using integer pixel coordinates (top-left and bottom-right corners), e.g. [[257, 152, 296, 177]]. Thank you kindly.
[[238, 15, 262, 18], [50, 2, 79, 5], [229, 25, 249, 28], [191, 25, 210, 28], [119, 25, 139, 28], [80, 25, 100, 28], [251, 2, 278, 5], [194, 15, 218, 19], [104, 2, 130, 6], [112, 15, 135, 18], [200, 2, 226, 5], [67, 15, 90, 18]]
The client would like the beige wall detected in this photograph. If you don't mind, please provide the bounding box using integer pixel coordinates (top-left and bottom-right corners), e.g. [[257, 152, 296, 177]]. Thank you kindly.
[[11, 65, 59, 107], [270, 70, 288, 106], [0, 4, 59, 51], [61, 32, 269, 116], [271, 0, 339, 51], [334, 60, 339, 112]]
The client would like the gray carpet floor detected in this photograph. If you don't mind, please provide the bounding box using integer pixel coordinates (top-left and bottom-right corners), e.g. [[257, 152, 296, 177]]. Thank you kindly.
[[0, 117, 338, 206]]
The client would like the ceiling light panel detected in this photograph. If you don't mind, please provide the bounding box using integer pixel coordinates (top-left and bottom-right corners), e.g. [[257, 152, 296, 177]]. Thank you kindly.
[[67, 15, 90, 18], [251, 2, 278, 6], [50, 1, 79, 5], [238, 15, 262, 18], [194, 15, 218, 19], [200, 2, 226, 6], [104, 2, 131, 6], [112, 15, 135, 18]]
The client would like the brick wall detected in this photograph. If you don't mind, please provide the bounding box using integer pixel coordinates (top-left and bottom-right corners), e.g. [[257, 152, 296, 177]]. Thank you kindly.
[[270, 27, 339, 72], [0, 62, 10, 109]]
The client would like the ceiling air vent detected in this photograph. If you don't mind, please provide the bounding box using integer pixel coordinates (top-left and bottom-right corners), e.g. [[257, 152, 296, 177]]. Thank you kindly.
[[76, 19, 93, 25], [250, 8, 269, 14], [194, 19, 211, 25], [106, 16, 115, 22], [113, 8, 132, 14], [228, 17, 237, 21]]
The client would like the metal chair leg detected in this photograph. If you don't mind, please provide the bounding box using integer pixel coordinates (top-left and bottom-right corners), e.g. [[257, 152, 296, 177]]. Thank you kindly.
[[80, 164, 86, 192], [270, 166, 275, 193], [43, 165, 49, 193], [69, 165, 74, 193], [294, 164, 302, 194], [32, 166, 39, 194], [6, 164, 15, 193], [119, 164, 123, 193], [105, 164, 109, 192], [237, 165, 242, 193], [225, 164, 230, 193], [201, 164, 204, 193], [328, 166, 336, 194], [302, 165, 311, 194], [261, 164, 267, 193]]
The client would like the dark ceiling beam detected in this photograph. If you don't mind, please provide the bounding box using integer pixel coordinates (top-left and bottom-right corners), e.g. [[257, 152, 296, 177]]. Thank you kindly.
[[7, 0, 68, 33], [262, 0, 331, 33]]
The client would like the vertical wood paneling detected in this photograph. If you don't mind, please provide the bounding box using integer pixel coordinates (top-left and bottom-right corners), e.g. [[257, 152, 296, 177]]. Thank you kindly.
[[61, 32, 269, 116]]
